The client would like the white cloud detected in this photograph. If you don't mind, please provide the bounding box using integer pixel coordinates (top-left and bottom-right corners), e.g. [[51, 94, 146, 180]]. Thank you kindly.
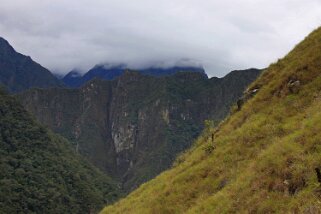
[[0, 0, 320, 76]]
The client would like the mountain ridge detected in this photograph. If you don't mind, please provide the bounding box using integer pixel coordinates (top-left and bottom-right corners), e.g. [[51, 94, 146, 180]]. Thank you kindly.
[[101, 27, 321, 213], [62, 64, 207, 88], [0, 37, 64, 92], [18, 68, 261, 192]]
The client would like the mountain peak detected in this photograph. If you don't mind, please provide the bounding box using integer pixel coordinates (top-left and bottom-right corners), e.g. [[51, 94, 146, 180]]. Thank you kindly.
[[0, 37, 11, 47], [62, 63, 208, 88], [0, 37, 18, 58], [0, 37, 63, 92], [66, 69, 83, 78]]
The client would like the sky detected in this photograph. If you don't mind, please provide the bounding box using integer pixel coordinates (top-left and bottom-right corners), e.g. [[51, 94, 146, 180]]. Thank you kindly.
[[0, 0, 320, 77]]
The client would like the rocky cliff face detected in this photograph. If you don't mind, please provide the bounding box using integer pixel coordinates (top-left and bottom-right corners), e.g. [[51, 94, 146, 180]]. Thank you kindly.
[[18, 69, 260, 191]]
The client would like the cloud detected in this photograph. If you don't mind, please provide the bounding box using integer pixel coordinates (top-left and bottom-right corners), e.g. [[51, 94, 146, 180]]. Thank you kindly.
[[0, 0, 320, 76]]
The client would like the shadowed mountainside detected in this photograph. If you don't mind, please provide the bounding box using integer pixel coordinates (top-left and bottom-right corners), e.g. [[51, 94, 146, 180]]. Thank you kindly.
[[18, 69, 260, 192], [0, 37, 63, 93]]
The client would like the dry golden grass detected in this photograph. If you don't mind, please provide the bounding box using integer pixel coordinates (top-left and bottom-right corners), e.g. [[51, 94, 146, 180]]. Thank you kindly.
[[101, 27, 321, 214]]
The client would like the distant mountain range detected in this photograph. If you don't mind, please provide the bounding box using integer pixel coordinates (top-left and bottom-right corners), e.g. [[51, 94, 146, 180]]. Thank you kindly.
[[62, 64, 207, 88], [0, 37, 63, 92], [0, 37, 208, 92]]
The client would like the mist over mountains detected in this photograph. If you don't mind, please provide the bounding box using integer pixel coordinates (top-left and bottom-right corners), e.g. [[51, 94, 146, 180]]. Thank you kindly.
[[0, 4, 320, 212], [0, 35, 261, 200], [62, 62, 207, 88]]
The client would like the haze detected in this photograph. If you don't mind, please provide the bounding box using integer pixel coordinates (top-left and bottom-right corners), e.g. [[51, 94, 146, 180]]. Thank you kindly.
[[0, 0, 320, 76]]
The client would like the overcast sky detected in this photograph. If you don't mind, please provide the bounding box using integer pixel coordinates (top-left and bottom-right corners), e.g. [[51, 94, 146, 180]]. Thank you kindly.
[[0, 0, 320, 77]]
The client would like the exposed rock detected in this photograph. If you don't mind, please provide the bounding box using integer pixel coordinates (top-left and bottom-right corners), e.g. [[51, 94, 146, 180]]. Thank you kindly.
[[18, 69, 261, 191], [287, 79, 301, 94], [237, 85, 261, 110]]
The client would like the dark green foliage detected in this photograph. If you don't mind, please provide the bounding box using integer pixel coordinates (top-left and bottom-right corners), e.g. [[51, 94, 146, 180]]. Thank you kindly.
[[166, 120, 202, 157], [0, 90, 120, 213]]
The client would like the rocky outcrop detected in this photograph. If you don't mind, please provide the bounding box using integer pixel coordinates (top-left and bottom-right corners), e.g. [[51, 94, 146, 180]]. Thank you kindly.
[[18, 69, 261, 191]]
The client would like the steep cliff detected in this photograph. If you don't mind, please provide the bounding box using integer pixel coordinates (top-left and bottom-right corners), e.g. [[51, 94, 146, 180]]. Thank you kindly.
[[102, 27, 321, 213], [19, 69, 260, 191]]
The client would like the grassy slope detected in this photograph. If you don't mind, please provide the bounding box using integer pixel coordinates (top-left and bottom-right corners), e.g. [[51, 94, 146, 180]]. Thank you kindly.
[[102, 27, 321, 213], [0, 90, 120, 213]]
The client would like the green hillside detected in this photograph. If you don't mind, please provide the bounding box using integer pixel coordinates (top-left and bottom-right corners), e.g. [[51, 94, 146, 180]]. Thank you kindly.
[[0, 89, 120, 213], [102, 27, 321, 213]]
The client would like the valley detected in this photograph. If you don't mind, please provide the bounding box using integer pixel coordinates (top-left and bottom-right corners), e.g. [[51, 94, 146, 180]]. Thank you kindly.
[[0, 4, 319, 212], [18, 69, 260, 191]]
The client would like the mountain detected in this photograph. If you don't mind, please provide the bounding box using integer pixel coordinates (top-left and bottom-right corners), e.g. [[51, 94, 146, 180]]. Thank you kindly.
[[0, 89, 120, 213], [62, 64, 207, 88], [18, 68, 260, 192], [0, 37, 63, 92], [61, 69, 83, 87], [101, 27, 321, 213]]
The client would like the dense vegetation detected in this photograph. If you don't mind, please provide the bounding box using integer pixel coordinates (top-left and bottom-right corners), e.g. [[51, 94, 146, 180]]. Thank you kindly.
[[0, 89, 120, 213], [102, 27, 321, 213]]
